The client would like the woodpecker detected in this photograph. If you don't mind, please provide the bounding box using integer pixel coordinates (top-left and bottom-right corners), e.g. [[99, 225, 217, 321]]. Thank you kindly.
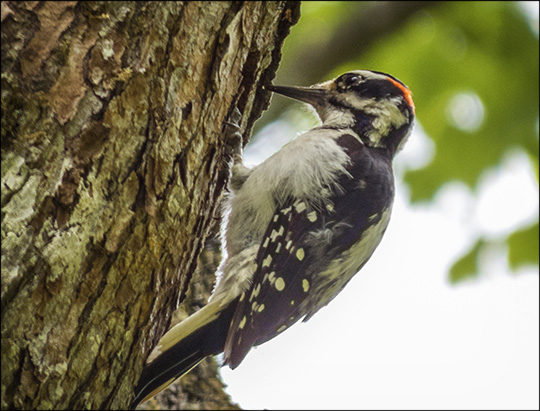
[[132, 70, 415, 407]]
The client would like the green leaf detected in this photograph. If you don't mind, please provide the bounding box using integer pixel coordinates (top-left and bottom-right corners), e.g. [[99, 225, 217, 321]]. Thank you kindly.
[[449, 239, 484, 283], [507, 221, 540, 269]]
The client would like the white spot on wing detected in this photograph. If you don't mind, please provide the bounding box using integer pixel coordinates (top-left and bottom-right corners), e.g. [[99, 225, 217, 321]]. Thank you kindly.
[[262, 255, 272, 267], [249, 283, 261, 302], [295, 202, 307, 213], [275, 277, 285, 291]]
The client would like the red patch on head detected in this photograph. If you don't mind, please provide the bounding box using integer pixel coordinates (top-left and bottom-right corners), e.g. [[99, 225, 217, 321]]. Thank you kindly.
[[386, 76, 415, 115]]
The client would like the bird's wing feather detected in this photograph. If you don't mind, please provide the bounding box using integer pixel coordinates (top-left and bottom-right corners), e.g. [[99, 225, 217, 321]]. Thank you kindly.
[[223, 133, 395, 368]]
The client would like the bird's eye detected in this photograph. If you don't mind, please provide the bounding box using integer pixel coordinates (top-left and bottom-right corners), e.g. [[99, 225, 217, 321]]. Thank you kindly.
[[337, 74, 361, 90]]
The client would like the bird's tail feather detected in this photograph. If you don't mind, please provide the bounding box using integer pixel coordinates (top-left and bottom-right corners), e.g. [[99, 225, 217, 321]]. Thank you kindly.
[[132, 298, 237, 408]]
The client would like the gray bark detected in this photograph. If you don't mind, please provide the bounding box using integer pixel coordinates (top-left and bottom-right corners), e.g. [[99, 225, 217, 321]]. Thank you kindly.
[[1, 1, 299, 409]]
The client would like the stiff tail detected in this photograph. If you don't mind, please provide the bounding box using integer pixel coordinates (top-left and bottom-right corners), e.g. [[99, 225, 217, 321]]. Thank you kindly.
[[132, 298, 237, 408]]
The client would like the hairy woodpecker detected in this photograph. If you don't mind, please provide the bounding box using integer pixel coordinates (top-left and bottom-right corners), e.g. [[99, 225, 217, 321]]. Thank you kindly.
[[132, 70, 415, 407]]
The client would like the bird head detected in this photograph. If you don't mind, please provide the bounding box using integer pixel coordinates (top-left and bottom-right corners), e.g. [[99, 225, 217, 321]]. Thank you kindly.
[[266, 70, 415, 155]]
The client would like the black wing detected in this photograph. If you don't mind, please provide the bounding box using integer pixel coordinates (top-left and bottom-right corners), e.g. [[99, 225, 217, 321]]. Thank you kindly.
[[223, 197, 323, 368]]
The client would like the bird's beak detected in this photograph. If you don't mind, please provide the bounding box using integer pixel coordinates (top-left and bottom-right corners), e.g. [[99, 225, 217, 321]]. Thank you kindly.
[[264, 84, 328, 107]]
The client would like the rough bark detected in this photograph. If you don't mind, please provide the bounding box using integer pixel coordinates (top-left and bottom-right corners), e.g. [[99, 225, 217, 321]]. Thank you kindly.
[[0, 1, 299, 409], [141, 235, 242, 410]]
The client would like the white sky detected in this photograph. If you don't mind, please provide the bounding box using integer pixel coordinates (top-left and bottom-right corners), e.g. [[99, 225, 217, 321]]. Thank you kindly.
[[219, 118, 540, 410]]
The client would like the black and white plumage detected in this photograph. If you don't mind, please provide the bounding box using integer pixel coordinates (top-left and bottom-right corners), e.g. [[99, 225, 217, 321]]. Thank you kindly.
[[132, 70, 415, 407]]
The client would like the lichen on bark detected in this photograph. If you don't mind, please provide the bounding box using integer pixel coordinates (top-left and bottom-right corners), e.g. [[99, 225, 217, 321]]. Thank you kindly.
[[1, 1, 299, 409]]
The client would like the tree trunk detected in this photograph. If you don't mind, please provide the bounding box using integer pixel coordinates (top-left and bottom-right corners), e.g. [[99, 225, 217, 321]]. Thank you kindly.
[[0, 1, 299, 409], [145, 235, 242, 410]]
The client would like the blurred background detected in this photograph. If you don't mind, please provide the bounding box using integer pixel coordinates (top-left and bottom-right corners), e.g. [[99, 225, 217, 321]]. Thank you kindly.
[[222, 2, 539, 409]]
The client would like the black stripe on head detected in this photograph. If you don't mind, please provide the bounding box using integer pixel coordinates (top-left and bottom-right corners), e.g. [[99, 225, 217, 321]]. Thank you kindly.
[[353, 79, 405, 101], [368, 70, 406, 87]]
